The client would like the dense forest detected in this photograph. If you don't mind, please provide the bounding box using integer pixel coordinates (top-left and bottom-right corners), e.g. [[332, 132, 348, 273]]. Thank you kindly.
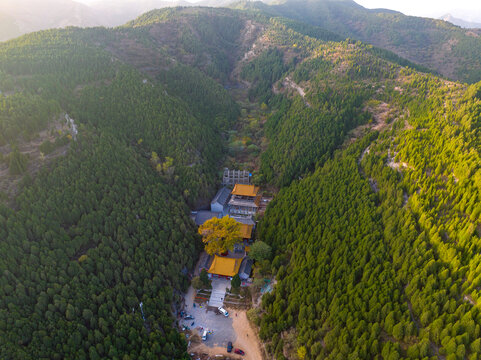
[[256, 34, 481, 358], [1, 4, 481, 360], [0, 16, 237, 358], [0, 133, 199, 359]]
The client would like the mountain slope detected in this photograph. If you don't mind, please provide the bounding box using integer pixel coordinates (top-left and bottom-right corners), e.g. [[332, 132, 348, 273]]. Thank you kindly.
[[1, 6, 481, 360], [235, 0, 481, 83], [0, 0, 248, 40], [0, 12, 240, 358], [242, 12, 481, 358], [88, 0, 193, 27], [100, 9, 481, 358], [89, 0, 237, 27]]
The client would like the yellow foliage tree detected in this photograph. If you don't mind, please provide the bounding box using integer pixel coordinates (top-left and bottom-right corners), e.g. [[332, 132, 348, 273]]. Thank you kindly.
[[297, 346, 307, 360], [162, 156, 174, 172], [198, 216, 242, 255]]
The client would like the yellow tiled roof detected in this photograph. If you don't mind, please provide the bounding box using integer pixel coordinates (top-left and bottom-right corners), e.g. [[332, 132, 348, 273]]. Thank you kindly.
[[208, 255, 242, 277], [231, 184, 260, 197], [240, 224, 253, 239]]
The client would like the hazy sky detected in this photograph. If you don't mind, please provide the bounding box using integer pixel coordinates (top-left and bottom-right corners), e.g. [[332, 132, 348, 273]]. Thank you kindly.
[[355, 0, 481, 19]]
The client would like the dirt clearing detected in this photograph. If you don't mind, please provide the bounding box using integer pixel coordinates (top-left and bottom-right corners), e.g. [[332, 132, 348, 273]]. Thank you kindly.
[[232, 310, 263, 360], [188, 309, 263, 360]]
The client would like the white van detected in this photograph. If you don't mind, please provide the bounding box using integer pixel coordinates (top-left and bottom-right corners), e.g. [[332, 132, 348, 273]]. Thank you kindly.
[[202, 329, 208, 341], [218, 306, 229, 317]]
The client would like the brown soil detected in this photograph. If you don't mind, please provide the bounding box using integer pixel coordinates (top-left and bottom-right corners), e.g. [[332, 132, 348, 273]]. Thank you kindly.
[[347, 101, 392, 144], [232, 311, 263, 360], [189, 310, 263, 360], [464, 294, 475, 305], [404, 118, 413, 130], [232, 21, 267, 80], [369, 102, 393, 131], [189, 344, 245, 360]]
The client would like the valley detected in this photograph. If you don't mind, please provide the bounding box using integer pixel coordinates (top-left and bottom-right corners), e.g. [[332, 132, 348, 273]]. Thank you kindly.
[[0, 3, 481, 360]]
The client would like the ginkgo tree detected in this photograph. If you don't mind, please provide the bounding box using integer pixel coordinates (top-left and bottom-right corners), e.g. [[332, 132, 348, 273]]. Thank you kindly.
[[198, 216, 243, 255]]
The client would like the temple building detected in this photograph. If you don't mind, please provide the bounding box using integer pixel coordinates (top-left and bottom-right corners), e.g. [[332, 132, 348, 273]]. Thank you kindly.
[[228, 184, 261, 217]]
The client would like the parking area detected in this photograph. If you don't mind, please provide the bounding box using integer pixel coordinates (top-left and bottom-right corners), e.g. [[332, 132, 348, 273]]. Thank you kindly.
[[183, 279, 263, 360], [183, 279, 236, 348]]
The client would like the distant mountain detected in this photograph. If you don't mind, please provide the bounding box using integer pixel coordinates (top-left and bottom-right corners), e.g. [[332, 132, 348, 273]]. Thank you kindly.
[[89, 0, 238, 26], [88, 0, 192, 27], [0, 0, 240, 40], [0, 12, 21, 42], [0, 0, 101, 41], [234, 0, 481, 83], [445, 8, 481, 26], [440, 14, 481, 29]]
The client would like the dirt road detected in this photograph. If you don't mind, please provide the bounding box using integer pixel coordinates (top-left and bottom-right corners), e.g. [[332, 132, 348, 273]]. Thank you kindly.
[[232, 310, 263, 360], [188, 310, 263, 360]]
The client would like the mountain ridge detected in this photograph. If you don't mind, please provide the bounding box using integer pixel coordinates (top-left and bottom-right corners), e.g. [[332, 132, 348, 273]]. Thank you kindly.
[[233, 0, 481, 83], [0, 0, 239, 41], [2, 0, 481, 85]]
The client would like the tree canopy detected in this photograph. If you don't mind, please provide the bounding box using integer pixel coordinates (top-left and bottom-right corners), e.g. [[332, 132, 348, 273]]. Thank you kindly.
[[0, 15, 240, 358], [249, 241, 272, 262], [198, 216, 242, 255]]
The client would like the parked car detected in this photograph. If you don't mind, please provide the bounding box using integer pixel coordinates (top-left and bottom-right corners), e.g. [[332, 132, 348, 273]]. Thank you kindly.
[[184, 314, 194, 320], [227, 341, 233, 352], [234, 349, 245, 355], [202, 330, 208, 341], [218, 306, 229, 317]]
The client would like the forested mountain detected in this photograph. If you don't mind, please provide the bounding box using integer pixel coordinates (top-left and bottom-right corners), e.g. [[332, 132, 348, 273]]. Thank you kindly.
[[0, 0, 102, 41], [0, 12, 239, 358], [234, 0, 481, 83], [249, 15, 481, 359], [88, 0, 237, 27], [0, 0, 249, 41], [1, 4, 481, 360]]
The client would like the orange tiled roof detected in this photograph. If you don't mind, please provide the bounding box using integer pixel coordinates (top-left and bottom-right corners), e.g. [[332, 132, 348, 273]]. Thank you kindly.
[[231, 184, 260, 197], [208, 255, 242, 277], [240, 224, 253, 239]]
